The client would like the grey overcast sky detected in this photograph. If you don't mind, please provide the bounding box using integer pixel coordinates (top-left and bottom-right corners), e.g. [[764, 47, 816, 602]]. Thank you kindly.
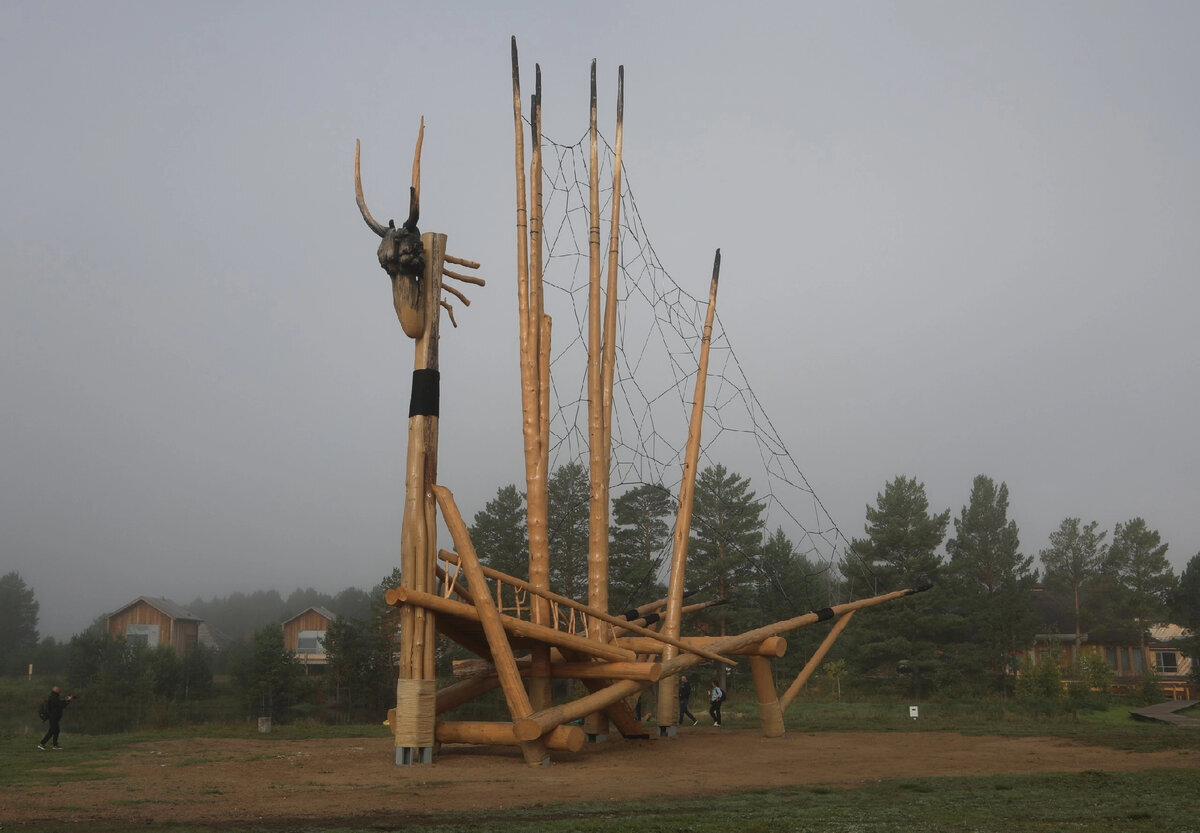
[[3, 2, 1197, 639]]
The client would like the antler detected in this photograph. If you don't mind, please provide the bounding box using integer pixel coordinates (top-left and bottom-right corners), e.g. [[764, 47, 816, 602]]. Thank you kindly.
[[406, 118, 423, 230], [354, 139, 388, 238]]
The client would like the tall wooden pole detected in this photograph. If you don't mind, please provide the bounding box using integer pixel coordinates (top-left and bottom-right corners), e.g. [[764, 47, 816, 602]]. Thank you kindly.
[[601, 66, 624, 486], [512, 38, 554, 715], [656, 250, 721, 735], [585, 60, 612, 740], [528, 66, 554, 713], [394, 230, 446, 766]]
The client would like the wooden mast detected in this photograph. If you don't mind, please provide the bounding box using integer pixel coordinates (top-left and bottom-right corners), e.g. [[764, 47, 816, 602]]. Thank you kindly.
[[600, 66, 624, 502], [512, 37, 555, 716], [585, 59, 612, 739], [656, 250, 722, 735], [528, 64, 554, 713]]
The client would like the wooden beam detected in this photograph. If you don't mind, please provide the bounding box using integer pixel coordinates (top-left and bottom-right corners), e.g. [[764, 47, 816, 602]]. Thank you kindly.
[[440, 550, 736, 666], [436, 721, 585, 752], [615, 636, 786, 658], [779, 610, 855, 712], [453, 657, 662, 682], [391, 585, 636, 663], [515, 586, 929, 742], [432, 485, 547, 765], [750, 655, 785, 738], [435, 676, 501, 715]]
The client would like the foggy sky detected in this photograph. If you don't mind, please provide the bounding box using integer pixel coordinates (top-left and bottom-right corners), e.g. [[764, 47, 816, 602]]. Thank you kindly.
[[2, 2, 1197, 640]]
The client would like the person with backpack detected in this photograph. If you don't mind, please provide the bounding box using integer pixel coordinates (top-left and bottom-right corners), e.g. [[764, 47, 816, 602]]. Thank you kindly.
[[709, 679, 725, 726], [678, 675, 698, 725], [38, 686, 73, 750]]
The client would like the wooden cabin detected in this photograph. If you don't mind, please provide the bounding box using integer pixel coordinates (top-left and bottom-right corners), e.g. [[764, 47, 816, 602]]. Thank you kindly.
[[106, 596, 203, 658], [1147, 623, 1195, 700], [282, 606, 335, 669], [1024, 623, 1194, 700]]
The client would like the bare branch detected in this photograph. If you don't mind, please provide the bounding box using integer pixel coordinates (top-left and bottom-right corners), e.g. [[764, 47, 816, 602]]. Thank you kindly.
[[443, 267, 486, 287], [442, 282, 471, 307], [444, 254, 481, 270]]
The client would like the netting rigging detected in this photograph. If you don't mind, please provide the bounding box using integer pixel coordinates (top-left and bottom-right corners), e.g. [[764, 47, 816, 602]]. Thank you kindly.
[[533, 127, 853, 614]]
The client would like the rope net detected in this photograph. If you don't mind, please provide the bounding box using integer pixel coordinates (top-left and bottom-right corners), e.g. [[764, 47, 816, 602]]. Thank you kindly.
[[532, 127, 853, 614]]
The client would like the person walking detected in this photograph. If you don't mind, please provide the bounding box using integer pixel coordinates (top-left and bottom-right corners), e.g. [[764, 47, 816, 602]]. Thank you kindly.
[[708, 679, 725, 726], [678, 674, 698, 725], [38, 686, 73, 750]]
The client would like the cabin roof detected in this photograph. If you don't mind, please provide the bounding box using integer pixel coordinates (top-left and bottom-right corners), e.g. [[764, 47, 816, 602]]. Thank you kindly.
[[282, 606, 337, 626], [108, 596, 203, 623]]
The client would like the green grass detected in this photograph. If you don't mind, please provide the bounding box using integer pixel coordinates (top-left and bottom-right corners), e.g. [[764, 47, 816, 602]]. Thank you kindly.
[[6, 770, 1198, 832], [392, 772, 1200, 833], [3, 698, 1197, 832], [727, 698, 1200, 752]]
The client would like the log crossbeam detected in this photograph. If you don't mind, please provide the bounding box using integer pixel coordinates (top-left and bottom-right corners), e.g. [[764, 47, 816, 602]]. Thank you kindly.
[[439, 549, 736, 666]]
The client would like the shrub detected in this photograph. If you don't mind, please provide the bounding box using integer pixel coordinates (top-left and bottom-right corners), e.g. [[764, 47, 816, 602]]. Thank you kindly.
[[1132, 672, 1164, 706], [1076, 654, 1114, 694], [1015, 654, 1063, 701]]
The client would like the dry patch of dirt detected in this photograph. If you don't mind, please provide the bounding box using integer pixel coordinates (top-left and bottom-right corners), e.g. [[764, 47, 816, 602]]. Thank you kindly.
[[11, 728, 1198, 829]]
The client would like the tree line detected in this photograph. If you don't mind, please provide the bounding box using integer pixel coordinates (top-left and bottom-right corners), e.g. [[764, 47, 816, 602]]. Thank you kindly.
[[2, 462, 1197, 727], [465, 465, 1199, 698]]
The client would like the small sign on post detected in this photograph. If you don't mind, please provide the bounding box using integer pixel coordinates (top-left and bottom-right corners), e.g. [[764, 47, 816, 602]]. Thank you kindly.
[[908, 705, 919, 720]]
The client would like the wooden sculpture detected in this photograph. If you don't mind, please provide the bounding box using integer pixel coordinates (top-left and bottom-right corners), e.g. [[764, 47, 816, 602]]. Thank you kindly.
[[366, 38, 929, 766], [355, 120, 484, 765]]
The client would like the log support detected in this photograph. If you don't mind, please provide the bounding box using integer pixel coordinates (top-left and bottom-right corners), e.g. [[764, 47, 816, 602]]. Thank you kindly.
[[750, 656, 785, 738], [780, 611, 856, 712]]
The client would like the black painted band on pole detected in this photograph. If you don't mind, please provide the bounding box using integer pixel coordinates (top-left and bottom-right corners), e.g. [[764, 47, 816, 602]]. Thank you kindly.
[[409, 369, 441, 417]]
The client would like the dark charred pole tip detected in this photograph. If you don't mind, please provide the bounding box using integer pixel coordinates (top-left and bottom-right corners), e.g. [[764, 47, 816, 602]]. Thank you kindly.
[[405, 186, 419, 231], [617, 66, 624, 121], [711, 249, 721, 285], [530, 89, 538, 141], [511, 36, 520, 91]]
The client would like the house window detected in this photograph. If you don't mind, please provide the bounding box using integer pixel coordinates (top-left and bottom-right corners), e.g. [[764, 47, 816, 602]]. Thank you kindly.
[[297, 630, 326, 654], [1155, 651, 1179, 674], [1130, 649, 1144, 672], [125, 623, 160, 647]]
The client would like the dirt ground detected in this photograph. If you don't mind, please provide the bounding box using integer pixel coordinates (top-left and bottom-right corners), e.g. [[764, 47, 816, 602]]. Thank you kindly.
[[11, 727, 1198, 829]]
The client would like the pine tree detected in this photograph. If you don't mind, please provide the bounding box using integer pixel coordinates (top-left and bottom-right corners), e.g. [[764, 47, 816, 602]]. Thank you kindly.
[[0, 571, 39, 676], [756, 527, 832, 624], [609, 482, 672, 613], [944, 475, 1037, 695], [1171, 552, 1200, 629], [755, 527, 837, 677], [1103, 518, 1177, 649], [547, 462, 590, 602], [1039, 518, 1107, 650], [840, 476, 949, 696], [687, 464, 764, 636], [469, 484, 528, 580]]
